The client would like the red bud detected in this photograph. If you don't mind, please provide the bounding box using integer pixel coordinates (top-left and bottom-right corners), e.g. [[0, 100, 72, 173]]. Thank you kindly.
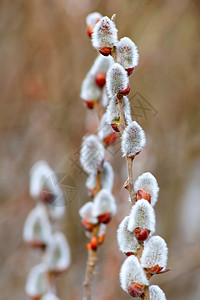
[[127, 282, 144, 297], [103, 132, 117, 146], [30, 296, 42, 300], [99, 47, 112, 56], [85, 101, 95, 109], [98, 213, 112, 224], [87, 25, 94, 38], [95, 72, 106, 88], [81, 219, 94, 232], [136, 190, 151, 204], [86, 242, 91, 250], [91, 236, 98, 250], [98, 234, 106, 245], [121, 83, 130, 96], [111, 123, 120, 132], [28, 240, 46, 250], [125, 252, 134, 256], [39, 190, 54, 204], [134, 227, 151, 242], [126, 67, 135, 76], [147, 264, 163, 274]]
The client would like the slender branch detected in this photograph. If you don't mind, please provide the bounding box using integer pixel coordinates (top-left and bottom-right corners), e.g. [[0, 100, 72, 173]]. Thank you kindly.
[[83, 224, 100, 300], [83, 170, 102, 300]]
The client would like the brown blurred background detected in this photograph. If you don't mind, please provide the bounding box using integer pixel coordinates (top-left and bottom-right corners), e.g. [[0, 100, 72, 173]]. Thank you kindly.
[[0, 0, 200, 299]]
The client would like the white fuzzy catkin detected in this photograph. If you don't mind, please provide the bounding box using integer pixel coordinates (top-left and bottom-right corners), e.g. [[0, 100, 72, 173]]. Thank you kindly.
[[106, 63, 129, 98], [134, 172, 159, 207], [141, 236, 168, 270], [86, 12, 102, 26], [98, 112, 115, 140], [106, 95, 132, 125], [116, 37, 139, 69], [79, 202, 98, 224], [117, 216, 139, 254], [25, 264, 48, 298], [23, 204, 52, 246], [149, 285, 167, 300], [80, 71, 100, 103], [41, 293, 60, 300], [128, 199, 155, 233], [44, 232, 71, 273], [121, 121, 146, 157], [30, 161, 61, 200], [90, 54, 114, 76], [93, 189, 117, 217], [92, 16, 118, 49], [120, 255, 149, 292], [30, 161, 65, 219], [86, 161, 114, 192], [80, 135, 105, 174]]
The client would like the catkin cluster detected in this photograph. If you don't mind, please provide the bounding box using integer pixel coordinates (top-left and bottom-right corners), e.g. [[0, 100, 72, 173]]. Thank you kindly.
[[23, 161, 71, 300], [83, 12, 169, 300]]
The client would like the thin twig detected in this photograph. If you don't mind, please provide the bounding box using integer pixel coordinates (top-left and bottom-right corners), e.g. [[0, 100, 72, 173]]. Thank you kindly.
[[83, 224, 100, 300], [83, 170, 102, 300]]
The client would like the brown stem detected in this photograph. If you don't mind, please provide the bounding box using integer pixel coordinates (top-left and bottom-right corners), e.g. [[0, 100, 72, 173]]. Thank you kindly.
[[83, 169, 102, 300], [126, 156, 135, 204], [142, 286, 149, 300], [83, 224, 100, 300]]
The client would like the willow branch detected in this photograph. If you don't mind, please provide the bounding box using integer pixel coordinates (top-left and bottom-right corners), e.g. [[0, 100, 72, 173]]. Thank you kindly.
[[83, 170, 102, 300], [83, 223, 100, 300]]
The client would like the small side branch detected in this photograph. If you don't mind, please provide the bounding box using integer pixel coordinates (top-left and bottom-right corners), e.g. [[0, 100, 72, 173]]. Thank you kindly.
[[83, 224, 99, 300]]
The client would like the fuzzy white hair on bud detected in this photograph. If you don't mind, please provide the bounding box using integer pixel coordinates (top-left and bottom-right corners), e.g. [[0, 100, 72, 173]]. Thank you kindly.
[[149, 285, 167, 300], [30, 161, 61, 199], [80, 72, 101, 103], [44, 232, 71, 273], [41, 293, 60, 300], [106, 96, 132, 125], [80, 135, 105, 174], [25, 264, 48, 298], [116, 37, 139, 69], [23, 204, 52, 247], [117, 216, 140, 254], [86, 172, 96, 190], [134, 172, 159, 206], [101, 161, 114, 192], [102, 86, 109, 107], [120, 255, 149, 292], [90, 55, 114, 76], [128, 199, 155, 233], [86, 12, 102, 27], [141, 236, 168, 271], [79, 202, 98, 224], [93, 189, 117, 217], [98, 223, 107, 237], [92, 16, 118, 49], [30, 161, 65, 219], [121, 121, 146, 157], [106, 63, 129, 98], [86, 161, 114, 192], [98, 112, 115, 140]]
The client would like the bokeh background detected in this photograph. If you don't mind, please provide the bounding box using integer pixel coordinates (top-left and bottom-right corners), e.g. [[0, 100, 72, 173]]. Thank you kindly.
[[0, 0, 200, 299]]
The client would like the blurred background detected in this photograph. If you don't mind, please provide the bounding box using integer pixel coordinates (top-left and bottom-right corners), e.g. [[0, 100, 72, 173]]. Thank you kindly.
[[0, 0, 200, 299]]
